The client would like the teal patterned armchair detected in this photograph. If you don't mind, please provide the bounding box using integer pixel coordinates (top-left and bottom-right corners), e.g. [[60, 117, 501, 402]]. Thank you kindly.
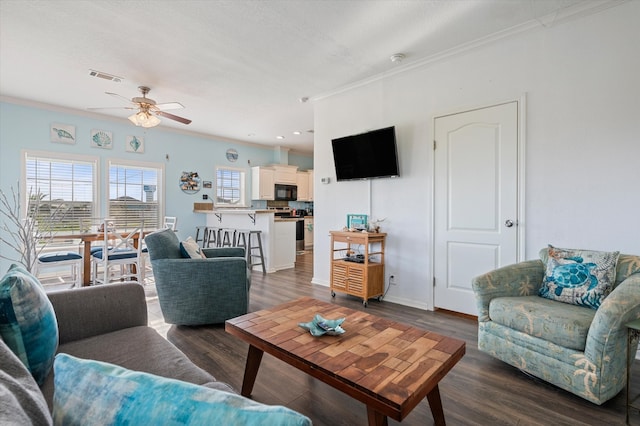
[[472, 249, 640, 404], [144, 228, 250, 326]]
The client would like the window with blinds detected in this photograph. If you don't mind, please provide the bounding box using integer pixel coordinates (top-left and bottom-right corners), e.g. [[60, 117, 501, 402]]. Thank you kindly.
[[25, 153, 97, 235], [108, 161, 163, 230], [215, 167, 246, 206]]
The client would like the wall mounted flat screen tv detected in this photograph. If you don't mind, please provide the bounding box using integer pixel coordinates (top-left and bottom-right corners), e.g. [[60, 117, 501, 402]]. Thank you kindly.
[[331, 126, 399, 181]]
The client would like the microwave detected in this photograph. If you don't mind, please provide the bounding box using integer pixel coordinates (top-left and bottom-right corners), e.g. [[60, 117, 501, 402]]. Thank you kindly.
[[274, 184, 297, 201]]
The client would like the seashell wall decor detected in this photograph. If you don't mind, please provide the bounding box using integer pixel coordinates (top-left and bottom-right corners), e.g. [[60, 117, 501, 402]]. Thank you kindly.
[[126, 135, 144, 153], [90, 129, 113, 149]]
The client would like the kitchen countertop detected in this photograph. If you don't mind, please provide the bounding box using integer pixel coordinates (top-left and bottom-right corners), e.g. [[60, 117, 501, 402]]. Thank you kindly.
[[195, 209, 313, 219], [193, 209, 275, 214]]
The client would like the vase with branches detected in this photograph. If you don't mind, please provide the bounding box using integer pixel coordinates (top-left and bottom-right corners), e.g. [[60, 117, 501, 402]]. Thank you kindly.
[[0, 184, 61, 273]]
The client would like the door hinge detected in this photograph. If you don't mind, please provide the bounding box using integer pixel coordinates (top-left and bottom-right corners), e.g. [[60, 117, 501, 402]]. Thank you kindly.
[[433, 140, 436, 150], [433, 277, 436, 287]]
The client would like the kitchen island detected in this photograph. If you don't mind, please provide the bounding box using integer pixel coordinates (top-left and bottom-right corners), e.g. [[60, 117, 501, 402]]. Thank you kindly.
[[194, 209, 296, 273]]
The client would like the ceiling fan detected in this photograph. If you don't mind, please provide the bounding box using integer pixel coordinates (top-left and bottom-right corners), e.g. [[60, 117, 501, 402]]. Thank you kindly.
[[89, 86, 192, 128]]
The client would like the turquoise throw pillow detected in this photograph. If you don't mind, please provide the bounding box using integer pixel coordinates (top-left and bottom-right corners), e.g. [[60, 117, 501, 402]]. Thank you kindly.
[[539, 245, 620, 309], [53, 354, 312, 426], [0, 264, 58, 385]]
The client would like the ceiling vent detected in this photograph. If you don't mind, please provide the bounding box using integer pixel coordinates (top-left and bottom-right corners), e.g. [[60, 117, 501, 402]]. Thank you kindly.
[[89, 69, 122, 83]]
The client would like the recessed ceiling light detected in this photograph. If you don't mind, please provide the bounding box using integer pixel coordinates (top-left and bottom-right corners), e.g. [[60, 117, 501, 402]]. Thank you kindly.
[[299, 97, 309, 103], [293, 131, 301, 135], [276, 135, 285, 140]]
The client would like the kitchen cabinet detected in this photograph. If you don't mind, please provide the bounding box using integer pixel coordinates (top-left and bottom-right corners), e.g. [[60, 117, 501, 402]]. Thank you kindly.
[[274, 220, 296, 271], [251, 167, 274, 200], [330, 231, 386, 307], [296, 171, 309, 201], [304, 217, 313, 249], [308, 169, 314, 201], [272, 165, 298, 185]]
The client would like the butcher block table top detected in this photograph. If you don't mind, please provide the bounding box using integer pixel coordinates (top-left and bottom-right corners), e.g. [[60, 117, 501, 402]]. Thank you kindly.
[[225, 297, 465, 425]]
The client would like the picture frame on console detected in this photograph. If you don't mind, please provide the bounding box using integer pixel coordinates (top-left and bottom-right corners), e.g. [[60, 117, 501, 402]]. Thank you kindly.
[[347, 214, 368, 231]]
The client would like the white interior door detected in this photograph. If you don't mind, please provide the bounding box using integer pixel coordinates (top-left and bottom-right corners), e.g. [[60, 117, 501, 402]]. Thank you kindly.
[[433, 101, 519, 316]]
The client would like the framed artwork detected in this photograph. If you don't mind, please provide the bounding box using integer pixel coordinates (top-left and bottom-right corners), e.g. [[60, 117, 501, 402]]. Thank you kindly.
[[347, 214, 368, 230], [91, 129, 113, 149], [180, 171, 201, 194], [203, 181, 212, 189], [50, 123, 76, 144], [126, 135, 144, 153]]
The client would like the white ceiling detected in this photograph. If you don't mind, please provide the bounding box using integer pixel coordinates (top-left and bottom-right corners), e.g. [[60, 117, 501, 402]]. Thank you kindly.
[[0, 0, 621, 154]]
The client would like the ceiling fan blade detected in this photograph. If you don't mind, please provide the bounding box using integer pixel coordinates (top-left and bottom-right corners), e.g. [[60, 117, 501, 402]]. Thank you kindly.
[[88, 106, 136, 111], [156, 110, 192, 125], [106, 92, 134, 104], [155, 102, 184, 111]]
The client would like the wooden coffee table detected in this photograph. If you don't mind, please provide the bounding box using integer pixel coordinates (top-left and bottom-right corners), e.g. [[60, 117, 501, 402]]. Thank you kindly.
[[225, 297, 465, 425]]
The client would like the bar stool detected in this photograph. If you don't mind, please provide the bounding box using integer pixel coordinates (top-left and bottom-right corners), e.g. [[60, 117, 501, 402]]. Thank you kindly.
[[248, 230, 266, 274], [234, 229, 248, 251], [219, 228, 234, 247], [205, 227, 220, 247], [194, 226, 208, 248], [234, 229, 265, 274]]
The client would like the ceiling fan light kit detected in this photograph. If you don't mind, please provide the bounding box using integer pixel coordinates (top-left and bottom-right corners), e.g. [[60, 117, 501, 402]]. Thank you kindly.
[[92, 85, 191, 128], [128, 111, 161, 128]]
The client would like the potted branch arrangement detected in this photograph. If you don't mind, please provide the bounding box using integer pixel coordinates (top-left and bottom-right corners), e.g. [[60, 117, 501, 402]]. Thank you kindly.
[[0, 184, 60, 273]]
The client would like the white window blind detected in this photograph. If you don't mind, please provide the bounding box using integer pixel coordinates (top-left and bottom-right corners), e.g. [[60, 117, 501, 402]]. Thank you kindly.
[[108, 161, 162, 230], [25, 153, 97, 235], [216, 167, 245, 206]]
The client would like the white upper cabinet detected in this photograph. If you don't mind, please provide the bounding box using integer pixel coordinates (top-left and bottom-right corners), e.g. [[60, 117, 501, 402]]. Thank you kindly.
[[251, 166, 274, 200], [308, 170, 314, 201], [272, 165, 298, 184], [297, 171, 309, 201]]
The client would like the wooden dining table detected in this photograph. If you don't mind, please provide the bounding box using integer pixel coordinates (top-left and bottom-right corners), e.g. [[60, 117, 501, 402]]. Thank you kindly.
[[51, 231, 150, 286]]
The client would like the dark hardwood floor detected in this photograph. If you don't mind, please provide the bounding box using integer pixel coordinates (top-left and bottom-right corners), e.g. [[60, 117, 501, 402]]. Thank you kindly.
[[145, 252, 639, 425]]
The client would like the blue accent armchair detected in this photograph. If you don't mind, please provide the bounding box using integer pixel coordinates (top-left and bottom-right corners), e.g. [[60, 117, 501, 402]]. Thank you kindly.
[[472, 249, 640, 404], [144, 228, 250, 325]]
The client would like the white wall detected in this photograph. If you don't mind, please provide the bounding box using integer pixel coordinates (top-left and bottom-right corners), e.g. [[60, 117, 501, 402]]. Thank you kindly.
[[312, 2, 640, 310]]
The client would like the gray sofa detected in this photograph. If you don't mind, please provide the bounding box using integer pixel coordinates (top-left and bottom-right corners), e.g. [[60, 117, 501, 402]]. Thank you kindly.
[[41, 282, 237, 408], [2, 276, 312, 425], [0, 282, 235, 422]]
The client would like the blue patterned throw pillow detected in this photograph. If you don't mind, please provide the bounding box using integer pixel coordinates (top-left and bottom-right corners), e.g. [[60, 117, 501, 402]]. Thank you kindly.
[[180, 236, 206, 258], [53, 354, 312, 426], [0, 264, 58, 385], [539, 245, 620, 309]]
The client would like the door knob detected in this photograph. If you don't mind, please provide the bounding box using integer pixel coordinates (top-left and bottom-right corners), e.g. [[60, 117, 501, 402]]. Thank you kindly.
[[505, 220, 514, 228]]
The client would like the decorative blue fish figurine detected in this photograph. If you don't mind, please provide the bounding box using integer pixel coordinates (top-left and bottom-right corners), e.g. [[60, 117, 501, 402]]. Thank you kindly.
[[299, 314, 345, 336]]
